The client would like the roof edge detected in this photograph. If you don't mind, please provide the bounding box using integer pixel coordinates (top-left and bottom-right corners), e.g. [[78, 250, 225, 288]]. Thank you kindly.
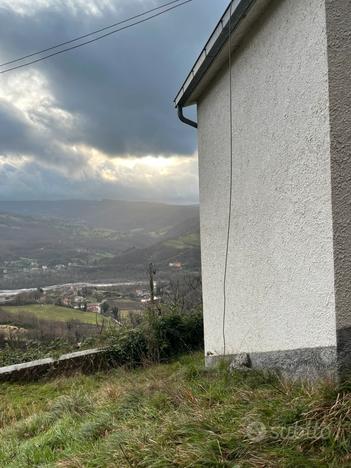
[[174, 0, 257, 108]]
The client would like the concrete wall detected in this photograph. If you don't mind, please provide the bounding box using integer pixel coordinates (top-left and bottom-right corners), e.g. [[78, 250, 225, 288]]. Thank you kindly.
[[326, 0, 351, 376], [197, 0, 338, 366]]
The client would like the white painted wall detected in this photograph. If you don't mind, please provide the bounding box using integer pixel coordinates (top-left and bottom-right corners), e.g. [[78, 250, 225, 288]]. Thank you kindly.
[[197, 0, 337, 357]]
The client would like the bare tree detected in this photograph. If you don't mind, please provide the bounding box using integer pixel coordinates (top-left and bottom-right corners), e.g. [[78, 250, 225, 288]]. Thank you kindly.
[[161, 274, 202, 313]]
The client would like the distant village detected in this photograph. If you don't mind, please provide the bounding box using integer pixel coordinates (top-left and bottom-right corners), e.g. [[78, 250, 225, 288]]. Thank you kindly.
[[0, 255, 184, 293], [57, 282, 161, 312], [1, 257, 183, 277], [1, 258, 68, 277], [0, 279, 168, 318]]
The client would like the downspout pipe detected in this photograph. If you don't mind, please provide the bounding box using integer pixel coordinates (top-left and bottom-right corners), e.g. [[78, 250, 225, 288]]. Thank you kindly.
[[177, 105, 198, 129]]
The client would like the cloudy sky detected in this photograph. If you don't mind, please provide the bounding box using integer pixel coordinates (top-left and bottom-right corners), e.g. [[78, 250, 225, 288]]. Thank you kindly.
[[0, 0, 228, 204]]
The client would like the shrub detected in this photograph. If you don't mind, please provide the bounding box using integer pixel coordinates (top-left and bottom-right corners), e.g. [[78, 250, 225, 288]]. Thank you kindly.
[[144, 310, 204, 361], [108, 328, 148, 366], [105, 308, 204, 367]]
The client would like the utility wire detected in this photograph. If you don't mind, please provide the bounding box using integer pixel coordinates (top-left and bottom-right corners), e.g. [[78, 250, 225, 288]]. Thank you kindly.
[[0, 0, 185, 68], [222, 2, 234, 356], [0, 0, 193, 74]]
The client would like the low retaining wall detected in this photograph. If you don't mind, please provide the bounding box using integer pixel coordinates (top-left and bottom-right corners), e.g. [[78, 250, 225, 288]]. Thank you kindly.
[[0, 348, 110, 382]]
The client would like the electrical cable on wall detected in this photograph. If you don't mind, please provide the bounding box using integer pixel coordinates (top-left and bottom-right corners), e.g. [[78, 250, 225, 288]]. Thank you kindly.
[[222, 1, 234, 356]]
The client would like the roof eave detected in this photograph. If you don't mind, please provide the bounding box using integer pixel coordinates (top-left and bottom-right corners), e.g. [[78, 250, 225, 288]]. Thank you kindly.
[[175, 0, 268, 108]]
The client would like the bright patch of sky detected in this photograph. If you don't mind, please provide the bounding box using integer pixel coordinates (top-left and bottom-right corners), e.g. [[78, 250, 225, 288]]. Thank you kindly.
[[0, 0, 228, 203]]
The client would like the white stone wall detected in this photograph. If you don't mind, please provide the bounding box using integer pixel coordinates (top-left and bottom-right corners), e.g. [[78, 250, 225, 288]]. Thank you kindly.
[[197, 0, 337, 357]]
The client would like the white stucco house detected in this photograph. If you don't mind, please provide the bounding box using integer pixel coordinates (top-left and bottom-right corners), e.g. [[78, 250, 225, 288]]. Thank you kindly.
[[175, 0, 351, 378]]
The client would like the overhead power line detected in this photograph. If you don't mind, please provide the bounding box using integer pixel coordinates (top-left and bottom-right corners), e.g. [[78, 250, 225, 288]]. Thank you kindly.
[[0, 0, 184, 68], [0, 0, 193, 74]]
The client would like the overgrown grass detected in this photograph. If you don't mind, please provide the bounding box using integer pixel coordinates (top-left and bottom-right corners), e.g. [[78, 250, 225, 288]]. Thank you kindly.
[[0, 353, 350, 467], [0, 338, 90, 367]]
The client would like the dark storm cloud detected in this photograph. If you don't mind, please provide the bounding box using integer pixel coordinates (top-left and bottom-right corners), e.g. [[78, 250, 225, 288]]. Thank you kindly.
[[0, 0, 229, 157], [0, 99, 86, 171], [0, 101, 39, 154]]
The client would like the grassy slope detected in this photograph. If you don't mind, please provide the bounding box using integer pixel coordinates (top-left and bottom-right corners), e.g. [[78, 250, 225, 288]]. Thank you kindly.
[[164, 232, 200, 250], [1, 304, 100, 325], [0, 353, 350, 467]]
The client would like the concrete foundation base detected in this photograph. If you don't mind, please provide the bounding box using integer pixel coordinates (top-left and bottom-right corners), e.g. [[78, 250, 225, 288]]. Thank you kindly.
[[205, 346, 337, 380]]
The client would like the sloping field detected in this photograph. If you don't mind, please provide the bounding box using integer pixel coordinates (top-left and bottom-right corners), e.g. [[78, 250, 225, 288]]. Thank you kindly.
[[0, 353, 349, 466], [0, 304, 100, 325]]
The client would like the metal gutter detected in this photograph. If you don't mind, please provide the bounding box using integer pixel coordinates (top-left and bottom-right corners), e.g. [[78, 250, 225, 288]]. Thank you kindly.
[[174, 0, 257, 109], [177, 105, 198, 128]]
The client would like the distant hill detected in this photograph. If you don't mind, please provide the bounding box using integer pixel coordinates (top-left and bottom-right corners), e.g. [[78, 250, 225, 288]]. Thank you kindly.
[[103, 218, 201, 275], [0, 200, 198, 233], [0, 200, 200, 288]]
